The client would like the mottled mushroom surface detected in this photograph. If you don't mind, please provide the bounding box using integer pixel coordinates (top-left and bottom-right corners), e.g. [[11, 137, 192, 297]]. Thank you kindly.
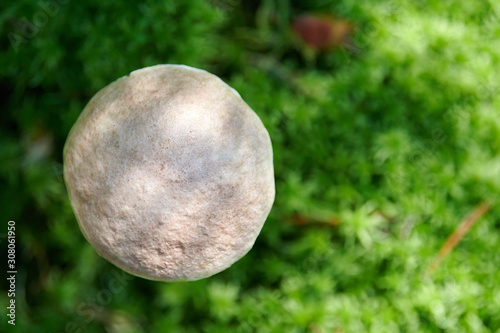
[[64, 64, 275, 281]]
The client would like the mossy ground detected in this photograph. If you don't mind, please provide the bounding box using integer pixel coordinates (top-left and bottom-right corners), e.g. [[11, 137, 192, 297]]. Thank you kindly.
[[1, 0, 499, 332]]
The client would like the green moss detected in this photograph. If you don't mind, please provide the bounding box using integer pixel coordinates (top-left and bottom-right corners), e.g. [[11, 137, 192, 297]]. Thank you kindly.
[[1, 0, 499, 331]]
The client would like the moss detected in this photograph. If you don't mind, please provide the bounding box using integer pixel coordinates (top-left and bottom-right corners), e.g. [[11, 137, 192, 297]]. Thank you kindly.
[[1, 0, 499, 331]]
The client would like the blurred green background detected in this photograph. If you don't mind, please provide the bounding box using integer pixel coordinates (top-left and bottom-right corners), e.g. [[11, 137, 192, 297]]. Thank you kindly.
[[1, 0, 500, 332]]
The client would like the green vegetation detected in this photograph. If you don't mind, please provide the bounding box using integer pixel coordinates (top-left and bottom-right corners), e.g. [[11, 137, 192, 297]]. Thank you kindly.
[[1, 0, 499, 332]]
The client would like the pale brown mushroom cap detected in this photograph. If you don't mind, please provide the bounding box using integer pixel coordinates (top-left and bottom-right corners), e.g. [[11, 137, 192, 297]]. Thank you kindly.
[[64, 64, 275, 281]]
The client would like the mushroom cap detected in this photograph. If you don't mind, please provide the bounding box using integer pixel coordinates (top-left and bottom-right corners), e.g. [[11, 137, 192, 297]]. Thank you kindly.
[[64, 65, 275, 281]]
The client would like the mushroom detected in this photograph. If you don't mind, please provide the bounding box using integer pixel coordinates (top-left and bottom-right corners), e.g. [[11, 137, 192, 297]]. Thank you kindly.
[[64, 65, 275, 281]]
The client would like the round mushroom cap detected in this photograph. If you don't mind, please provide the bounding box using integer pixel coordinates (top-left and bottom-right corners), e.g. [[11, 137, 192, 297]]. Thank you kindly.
[[63, 65, 275, 281]]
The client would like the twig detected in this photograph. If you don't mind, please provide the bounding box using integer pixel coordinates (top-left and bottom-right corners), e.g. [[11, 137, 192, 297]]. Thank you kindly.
[[290, 213, 342, 227], [426, 200, 492, 276], [369, 209, 396, 222]]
